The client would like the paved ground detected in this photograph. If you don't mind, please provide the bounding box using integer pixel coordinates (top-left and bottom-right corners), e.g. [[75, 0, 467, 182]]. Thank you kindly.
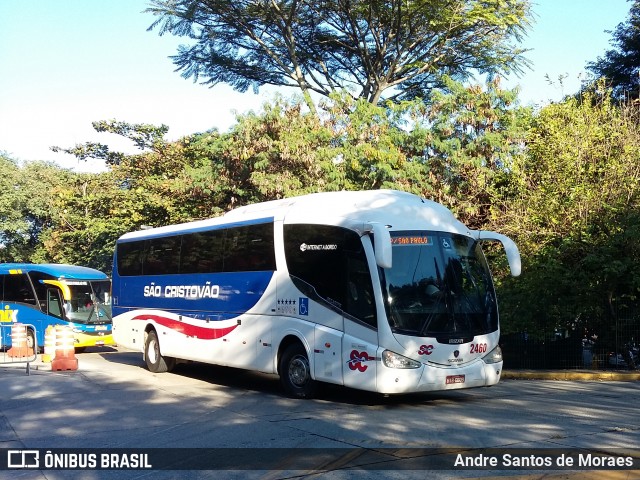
[[0, 348, 638, 480]]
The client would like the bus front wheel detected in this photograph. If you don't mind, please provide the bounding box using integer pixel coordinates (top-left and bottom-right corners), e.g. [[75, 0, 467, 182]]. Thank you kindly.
[[279, 343, 317, 399], [144, 330, 175, 373]]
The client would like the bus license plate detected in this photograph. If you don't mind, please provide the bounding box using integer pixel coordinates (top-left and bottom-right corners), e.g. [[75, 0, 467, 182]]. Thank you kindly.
[[95, 326, 107, 331], [446, 375, 465, 385]]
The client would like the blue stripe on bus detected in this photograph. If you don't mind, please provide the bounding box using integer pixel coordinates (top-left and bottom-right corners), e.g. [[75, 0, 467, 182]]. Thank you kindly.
[[112, 271, 274, 317]]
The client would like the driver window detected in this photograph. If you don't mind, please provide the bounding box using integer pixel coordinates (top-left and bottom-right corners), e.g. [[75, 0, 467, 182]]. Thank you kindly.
[[47, 289, 64, 319]]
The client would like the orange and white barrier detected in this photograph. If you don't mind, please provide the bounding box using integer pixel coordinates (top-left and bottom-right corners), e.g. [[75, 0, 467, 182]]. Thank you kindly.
[[41, 325, 56, 363], [7, 323, 33, 358], [51, 325, 78, 371]]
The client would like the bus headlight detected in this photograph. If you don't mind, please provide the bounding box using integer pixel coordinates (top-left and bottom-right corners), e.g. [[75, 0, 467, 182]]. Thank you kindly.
[[483, 345, 503, 364], [382, 350, 421, 369]]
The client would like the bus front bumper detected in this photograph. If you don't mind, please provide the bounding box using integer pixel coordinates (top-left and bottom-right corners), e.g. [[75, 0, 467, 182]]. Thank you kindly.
[[377, 360, 502, 394], [73, 331, 115, 348]]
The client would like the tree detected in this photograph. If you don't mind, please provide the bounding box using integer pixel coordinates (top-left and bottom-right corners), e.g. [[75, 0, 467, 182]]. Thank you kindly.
[[587, 0, 639, 100], [496, 84, 640, 341], [417, 76, 531, 228], [51, 120, 170, 166], [146, 0, 532, 107], [0, 155, 75, 263], [204, 78, 529, 221], [51, 77, 528, 270], [52, 120, 230, 224], [36, 172, 131, 272]]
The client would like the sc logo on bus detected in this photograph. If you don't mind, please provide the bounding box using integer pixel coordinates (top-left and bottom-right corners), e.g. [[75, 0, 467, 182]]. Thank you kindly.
[[418, 344, 434, 355]]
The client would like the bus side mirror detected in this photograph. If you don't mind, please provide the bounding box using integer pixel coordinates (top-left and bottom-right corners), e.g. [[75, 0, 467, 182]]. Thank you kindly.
[[472, 230, 521, 277], [367, 222, 392, 269]]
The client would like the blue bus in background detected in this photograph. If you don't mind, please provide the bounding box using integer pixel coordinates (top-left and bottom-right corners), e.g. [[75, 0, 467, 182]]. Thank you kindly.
[[0, 264, 113, 352]]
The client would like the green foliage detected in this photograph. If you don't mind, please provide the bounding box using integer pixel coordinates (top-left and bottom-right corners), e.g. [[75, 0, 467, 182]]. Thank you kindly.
[[587, 0, 640, 100], [0, 155, 74, 263], [15, 74, 640, 352], [51, 120, 170, 165], [36, 173, 133, 272], [498, 84, 640, 338], [146, 0, 532, 105], [419, 77, 531, 228], [43, 78, 525, 274], [211, 97, 337, 205]]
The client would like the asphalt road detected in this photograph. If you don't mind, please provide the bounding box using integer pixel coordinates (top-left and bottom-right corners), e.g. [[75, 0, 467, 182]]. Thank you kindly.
[[1, 347, 639, 480]]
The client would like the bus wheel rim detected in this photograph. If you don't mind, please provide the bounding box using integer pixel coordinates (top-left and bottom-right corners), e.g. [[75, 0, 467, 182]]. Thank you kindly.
[[289, 355, 310, 387], [148, 338, 158, 364]]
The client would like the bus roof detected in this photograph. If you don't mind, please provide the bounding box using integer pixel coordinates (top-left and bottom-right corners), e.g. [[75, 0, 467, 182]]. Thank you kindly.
[[0, 263, 108, 280], [117, 189, 471, 242], [224, 189, 466, 231]]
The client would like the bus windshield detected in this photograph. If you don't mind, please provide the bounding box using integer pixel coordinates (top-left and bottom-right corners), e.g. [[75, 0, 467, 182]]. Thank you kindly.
[[64, 280, 112, 324], [383, 231, 498, 337]]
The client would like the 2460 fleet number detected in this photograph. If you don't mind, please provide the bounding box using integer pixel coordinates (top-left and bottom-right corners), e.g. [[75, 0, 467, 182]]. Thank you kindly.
[[470, 343, 487, 354]]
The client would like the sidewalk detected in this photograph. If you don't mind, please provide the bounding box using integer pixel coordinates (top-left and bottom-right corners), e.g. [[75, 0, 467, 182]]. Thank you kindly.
[[502, 369, 640, 381]]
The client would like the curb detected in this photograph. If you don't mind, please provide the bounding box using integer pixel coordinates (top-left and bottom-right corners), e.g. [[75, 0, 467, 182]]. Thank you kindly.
[[502, 370, 640, 381]]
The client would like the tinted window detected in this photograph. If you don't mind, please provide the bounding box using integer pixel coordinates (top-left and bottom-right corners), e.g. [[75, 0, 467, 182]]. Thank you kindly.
[[284, 224, 376, 327], [117, 241, 144, 276], [116, 222, 275, 276], [29, 271, 56, 311], [181, 229, 224, 274], [144, 236, 181, 275], [0, 273, 37, 306], [224, 224, 275, 272]]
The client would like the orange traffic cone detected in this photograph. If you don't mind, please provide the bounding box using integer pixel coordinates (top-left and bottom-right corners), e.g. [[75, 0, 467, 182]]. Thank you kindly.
[[51, 325, 78, 371], [8, 323, 33, 358], [41, 325, 56, 363]]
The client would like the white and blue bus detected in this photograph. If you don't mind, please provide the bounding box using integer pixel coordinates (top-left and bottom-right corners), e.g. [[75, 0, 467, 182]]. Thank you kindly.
[[112, 190, 520, 398], [0, 263, 113, 352]]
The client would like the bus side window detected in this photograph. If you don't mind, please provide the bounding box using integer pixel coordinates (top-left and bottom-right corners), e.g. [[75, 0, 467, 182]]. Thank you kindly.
[[284, 224, 376, 328], [145, 236, 181, 275], [1, 273, 37, 307], [224, 223, 276, 272], [47, 289, 64, 319], [181, 230, 224, 274], [117, 241, 144, 276]]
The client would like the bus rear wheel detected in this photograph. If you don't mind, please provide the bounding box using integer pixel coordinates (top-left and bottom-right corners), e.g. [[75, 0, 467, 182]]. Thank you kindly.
[[144, 330, 175, 373], [279, 343, 317, 399]]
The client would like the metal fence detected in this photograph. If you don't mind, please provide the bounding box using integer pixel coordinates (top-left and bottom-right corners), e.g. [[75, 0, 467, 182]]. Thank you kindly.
[[0, 323, 38, 374], [501, 306, 640, 371]]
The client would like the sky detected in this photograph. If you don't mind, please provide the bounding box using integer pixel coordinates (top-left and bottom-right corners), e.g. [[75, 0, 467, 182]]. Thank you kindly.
[[0, 0, 634, 172]]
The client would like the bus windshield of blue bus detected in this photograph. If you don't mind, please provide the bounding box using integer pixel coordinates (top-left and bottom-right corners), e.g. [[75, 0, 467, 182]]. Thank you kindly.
[[64, 280, 112, 324], [383, 231, 498, 337]]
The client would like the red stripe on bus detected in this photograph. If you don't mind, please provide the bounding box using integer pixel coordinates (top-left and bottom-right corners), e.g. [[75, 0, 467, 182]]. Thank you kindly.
[[132, 314, 238, 340]]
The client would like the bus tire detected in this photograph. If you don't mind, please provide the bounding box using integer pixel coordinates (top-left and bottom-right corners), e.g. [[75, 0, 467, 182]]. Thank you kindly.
[[279, 343, 317, 399], [145, 330, 175, 373]]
